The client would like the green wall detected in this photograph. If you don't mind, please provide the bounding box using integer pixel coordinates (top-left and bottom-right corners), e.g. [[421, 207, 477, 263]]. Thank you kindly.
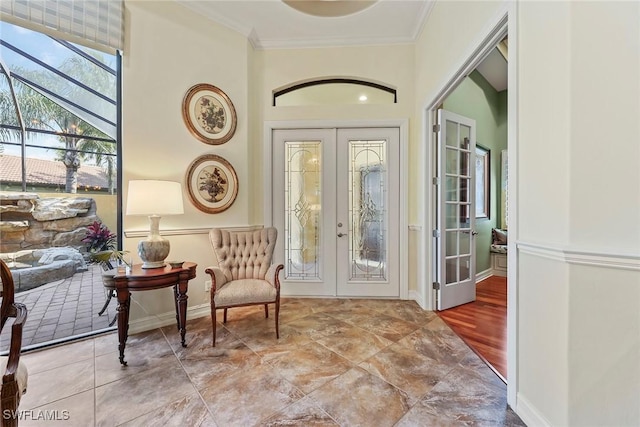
[[443, 69, 507, 273]]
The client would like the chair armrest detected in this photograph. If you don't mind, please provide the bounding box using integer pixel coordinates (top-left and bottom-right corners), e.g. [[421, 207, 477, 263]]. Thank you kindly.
[[204, 266, 227, 293], [265, 264, 284, 291], [3, 303, 27, 383]]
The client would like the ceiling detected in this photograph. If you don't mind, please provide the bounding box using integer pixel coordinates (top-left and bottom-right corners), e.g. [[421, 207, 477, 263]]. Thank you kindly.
[[175, 0, 434, 49], [174, 0, 507, 91]]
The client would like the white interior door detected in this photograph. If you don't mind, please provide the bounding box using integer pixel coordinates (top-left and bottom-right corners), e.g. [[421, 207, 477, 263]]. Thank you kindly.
[[273, 127, 400, 297], [436, 109, 477, 310]]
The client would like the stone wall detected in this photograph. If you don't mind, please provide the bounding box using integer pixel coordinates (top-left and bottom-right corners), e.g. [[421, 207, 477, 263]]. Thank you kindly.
[[0, 193, 102, 254]]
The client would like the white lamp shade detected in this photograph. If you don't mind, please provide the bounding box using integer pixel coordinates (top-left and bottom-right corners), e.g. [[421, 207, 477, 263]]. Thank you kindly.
[[126, 180, 184, 216]]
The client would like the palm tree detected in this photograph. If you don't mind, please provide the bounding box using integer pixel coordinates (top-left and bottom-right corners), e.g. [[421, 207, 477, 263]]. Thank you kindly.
[[0, 53, 116, 193]]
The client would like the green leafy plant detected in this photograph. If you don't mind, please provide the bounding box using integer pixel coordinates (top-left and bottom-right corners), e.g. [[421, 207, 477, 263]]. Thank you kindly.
[[82, 221, 129, 271], [89, 250, 130, 271]]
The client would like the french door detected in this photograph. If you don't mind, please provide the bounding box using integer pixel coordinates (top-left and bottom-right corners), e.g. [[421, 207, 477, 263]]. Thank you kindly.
[[436, 110, 477, 310], [273, 127, 400, 297]]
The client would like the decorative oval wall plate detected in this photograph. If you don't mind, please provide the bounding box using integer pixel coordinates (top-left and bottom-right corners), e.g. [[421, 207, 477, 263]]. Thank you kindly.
[[182, 83, 237, 145], [186, 154, 238, 213]]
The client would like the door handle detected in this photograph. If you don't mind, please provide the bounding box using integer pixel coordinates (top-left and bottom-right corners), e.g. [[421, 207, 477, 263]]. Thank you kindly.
[[461, 230, 479, 235], [337, 233, 346, 237]]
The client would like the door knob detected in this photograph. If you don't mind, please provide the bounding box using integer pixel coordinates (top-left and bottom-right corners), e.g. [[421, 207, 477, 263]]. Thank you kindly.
[[337, 233, 346, 237]]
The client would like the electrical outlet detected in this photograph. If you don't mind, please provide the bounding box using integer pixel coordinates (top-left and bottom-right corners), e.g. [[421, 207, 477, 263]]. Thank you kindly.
[[204, 280, 212, 292]]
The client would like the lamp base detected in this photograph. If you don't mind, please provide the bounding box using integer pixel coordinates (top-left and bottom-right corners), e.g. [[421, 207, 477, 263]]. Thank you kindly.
[[138, 239, 170, 269]]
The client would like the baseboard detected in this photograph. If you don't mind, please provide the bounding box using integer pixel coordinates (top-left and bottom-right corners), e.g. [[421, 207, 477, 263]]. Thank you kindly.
[[516, 393, 553, 427], [409, 289, 426, 309], [491, 268, 507, 277], [476, 268, 493, 282], [128, 302, 211, 335]]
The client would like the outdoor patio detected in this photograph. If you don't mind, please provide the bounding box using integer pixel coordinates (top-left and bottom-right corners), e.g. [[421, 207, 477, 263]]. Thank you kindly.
[[1, 264, 117, 350]]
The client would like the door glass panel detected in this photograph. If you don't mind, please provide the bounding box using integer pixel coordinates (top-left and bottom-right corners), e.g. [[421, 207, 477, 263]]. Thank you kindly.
[[445, 148, 458, 174], [445, 203, 458, 229], [446, 120, 458, 147], [460, 125, 470, 149], [445, 258, 457, 284], [285, 141, 321, 280], [459, 256, 471, 281], [460, 151, 470, 177], [446, 231, 457, 257], [348, 139, 386, 280], [445, 176, 457, 201], [459, 231, 470, 255]]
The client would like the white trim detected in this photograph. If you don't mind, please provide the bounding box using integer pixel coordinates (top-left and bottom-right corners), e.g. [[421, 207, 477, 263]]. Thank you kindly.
[[124, 225, 262, 238], [518, 241, 640, 271], [409, 289, 425, 309], [420, 103, 431, 311], [263, 119, 409, 300], [506, 0, 519, 409], [399, 120, 409, 300], [476, 267, 493, 282], [129, 302, 211, 335], [516, 393, 552, 427]]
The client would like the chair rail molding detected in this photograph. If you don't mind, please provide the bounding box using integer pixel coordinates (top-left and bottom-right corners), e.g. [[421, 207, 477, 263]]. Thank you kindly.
[[124, 225, 263, 238], [517, 241, 640, 271]]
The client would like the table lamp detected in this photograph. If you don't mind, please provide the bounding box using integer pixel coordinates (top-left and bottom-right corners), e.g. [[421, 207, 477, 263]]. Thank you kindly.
[[126, 180, 184, 268]]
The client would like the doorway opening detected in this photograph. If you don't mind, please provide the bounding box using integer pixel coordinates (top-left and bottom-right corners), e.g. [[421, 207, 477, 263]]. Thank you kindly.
[[435, 37, 508, 380], [425, 11, 515, 403]]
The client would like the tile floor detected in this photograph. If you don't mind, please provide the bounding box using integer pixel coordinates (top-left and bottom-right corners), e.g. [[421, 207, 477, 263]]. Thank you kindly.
[[18, 298, 525, 426]]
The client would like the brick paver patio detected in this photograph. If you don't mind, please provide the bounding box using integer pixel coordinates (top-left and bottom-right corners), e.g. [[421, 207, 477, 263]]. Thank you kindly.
[[1, 264, 117, 350]]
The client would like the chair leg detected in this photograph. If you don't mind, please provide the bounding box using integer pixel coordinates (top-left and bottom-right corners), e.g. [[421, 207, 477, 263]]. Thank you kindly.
[[223, 308, 228, 323], [211, 296, 217, 347], [265, 304, 269, 318], [275, 300, 280, 340]]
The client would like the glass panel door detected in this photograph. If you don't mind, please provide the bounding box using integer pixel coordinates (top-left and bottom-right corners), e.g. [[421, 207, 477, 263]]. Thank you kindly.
[[436, 109, 477, 310], [273, 127, 399, 298], [273, 129, 336, 296], [337, 128, 399, 297]]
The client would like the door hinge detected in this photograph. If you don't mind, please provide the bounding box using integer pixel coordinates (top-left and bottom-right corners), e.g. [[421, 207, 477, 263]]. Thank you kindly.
[[432, 282, 440, 290], [432, 229, 440, 238], [432, 177, 439, 185], [433, 124, 440, 132]]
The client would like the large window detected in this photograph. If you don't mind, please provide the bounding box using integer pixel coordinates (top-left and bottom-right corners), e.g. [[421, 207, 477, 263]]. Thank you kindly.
[[0, 20, 121, 347]]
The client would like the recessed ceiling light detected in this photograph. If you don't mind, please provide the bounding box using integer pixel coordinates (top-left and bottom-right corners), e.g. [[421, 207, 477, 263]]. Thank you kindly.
[[359, 95, 368, 102], [283, 1, 378, 18]]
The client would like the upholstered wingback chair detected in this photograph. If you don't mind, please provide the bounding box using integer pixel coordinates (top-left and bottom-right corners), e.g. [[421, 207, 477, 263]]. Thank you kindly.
[[205, 228, 283, 346], [0, 260, 28, 427]]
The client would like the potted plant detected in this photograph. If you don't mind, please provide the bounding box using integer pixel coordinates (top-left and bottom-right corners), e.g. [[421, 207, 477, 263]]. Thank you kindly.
[[82, 221, 130, 272]]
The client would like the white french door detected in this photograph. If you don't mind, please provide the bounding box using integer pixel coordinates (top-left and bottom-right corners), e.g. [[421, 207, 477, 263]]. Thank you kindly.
[[436, 110, 477, 310], [273, 127, 400, 297]]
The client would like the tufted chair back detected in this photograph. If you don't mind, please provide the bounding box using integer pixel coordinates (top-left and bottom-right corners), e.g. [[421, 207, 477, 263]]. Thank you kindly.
[[209, 228, 277, 282]]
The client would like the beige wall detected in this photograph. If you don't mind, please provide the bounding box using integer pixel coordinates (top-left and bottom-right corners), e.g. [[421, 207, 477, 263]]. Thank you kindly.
[[122, 1, 254, 316]]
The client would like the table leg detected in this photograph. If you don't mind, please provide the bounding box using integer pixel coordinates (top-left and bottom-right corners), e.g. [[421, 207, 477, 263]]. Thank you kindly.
[[116, 289, 131, 366], [175, 279, 189, 347], [173, 285, 179, 330]]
